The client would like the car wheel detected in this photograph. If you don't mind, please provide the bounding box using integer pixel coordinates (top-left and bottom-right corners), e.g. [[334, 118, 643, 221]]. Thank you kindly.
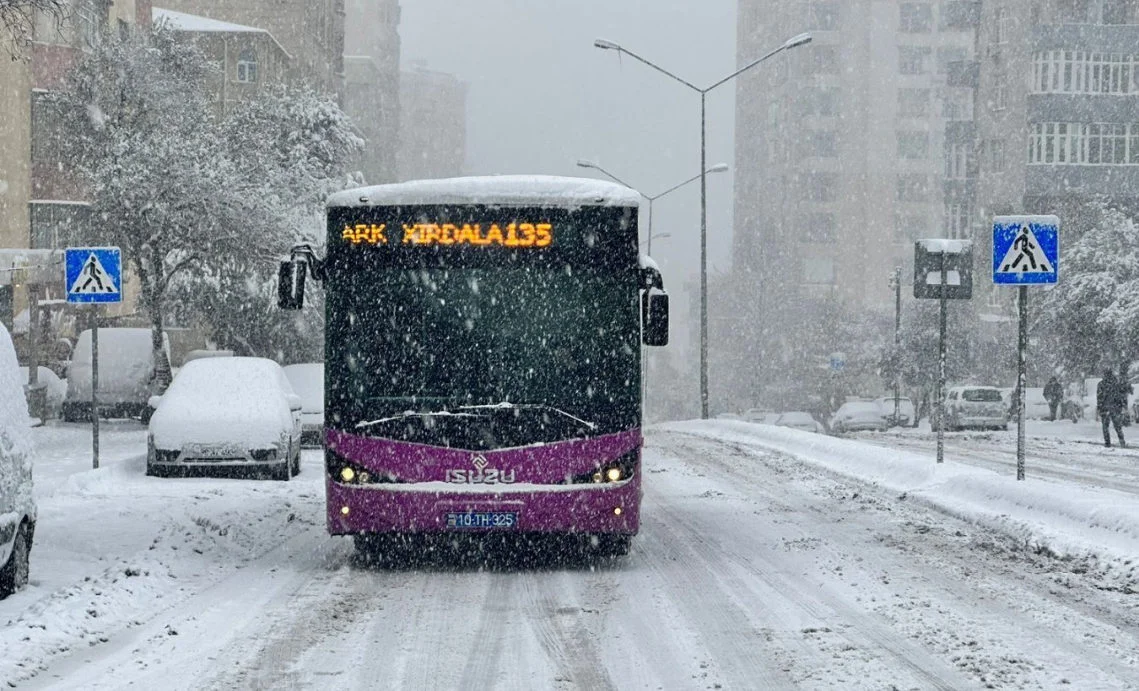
[[291, 446, 301, 477], [0, 521, 31, 598]]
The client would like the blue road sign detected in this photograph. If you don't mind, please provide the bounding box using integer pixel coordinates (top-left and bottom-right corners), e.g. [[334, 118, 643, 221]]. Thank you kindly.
[[65, 247, 122, 303], [992, 215, 1059, 285]]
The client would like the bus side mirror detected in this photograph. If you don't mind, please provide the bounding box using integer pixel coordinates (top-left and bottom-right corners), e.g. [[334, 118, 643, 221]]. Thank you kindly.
[[642, 289, 669, 346], [278, 261, 306, 310]]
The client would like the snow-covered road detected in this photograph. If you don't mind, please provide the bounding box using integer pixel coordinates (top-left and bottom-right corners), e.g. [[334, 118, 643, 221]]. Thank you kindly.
[[4, 423, 1139, 689]]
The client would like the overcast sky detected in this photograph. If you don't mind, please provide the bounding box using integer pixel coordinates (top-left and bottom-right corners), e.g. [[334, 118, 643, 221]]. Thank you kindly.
[[400, 0, 739, 295]]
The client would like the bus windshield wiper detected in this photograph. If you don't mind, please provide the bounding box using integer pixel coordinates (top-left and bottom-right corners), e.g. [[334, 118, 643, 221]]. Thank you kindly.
[[355, 410, 479, 429], [457, 402, 597, 431]]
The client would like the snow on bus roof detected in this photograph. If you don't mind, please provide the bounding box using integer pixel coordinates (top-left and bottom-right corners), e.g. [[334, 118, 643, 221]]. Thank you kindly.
[[327, 175, 641, 208]]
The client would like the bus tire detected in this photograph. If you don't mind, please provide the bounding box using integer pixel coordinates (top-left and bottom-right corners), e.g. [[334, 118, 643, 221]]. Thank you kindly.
[[354, 534, 410, 567], [594, 534, 631, 557]]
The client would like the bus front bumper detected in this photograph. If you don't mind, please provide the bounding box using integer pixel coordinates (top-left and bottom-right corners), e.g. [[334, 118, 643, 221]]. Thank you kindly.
[[326, 479, 640, 536]]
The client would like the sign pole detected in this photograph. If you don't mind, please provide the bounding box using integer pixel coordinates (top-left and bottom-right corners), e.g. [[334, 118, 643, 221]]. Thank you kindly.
[[1017, 285, 1027, 480], [91, 308, 100, 470], [936, 251, 947, 464]]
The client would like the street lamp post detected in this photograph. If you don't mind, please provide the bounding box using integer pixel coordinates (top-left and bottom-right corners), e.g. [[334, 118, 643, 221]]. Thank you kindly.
[[594, 32, 812, 418], [575, 160, 728, 254]]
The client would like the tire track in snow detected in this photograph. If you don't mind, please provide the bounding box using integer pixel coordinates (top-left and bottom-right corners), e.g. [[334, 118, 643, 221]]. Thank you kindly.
[[455, 574, 513, 689], [655, 429, 1139, 689], [521, 571, 617, 690]]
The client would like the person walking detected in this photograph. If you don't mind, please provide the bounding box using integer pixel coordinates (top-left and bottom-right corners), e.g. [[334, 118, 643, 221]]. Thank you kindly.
[[1097, 369, 1126, 448], [1044, 375, 1064, 422]]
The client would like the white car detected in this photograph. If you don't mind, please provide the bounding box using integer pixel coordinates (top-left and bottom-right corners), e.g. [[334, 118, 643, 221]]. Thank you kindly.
[[1, 323, 35, 599], [283, 363, 324, 447], [830, 401, 888, 433], [774, 411, 824, 433], [147, 357, 302, 480], [20, 366, 67, 420], [875, 396, 915, 427], [743, 408, 780, 424], [942, 385, 1007, 431], [63, 328, 169, 422]]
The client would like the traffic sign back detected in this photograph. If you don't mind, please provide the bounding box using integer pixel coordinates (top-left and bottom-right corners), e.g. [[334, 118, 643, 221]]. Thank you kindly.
[[65, 247, 123, 303], [993, 216, 1058, 285]]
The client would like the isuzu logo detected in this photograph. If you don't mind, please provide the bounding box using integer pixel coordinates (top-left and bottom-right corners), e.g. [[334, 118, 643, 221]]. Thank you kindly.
[[445, 454, 516, 484]]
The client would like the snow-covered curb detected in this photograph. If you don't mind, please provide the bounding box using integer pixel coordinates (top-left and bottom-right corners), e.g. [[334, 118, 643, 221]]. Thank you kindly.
[[662, 421, 1139, 576]]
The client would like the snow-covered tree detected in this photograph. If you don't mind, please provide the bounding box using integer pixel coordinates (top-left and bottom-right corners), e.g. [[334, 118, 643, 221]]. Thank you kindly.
[[1, 0, 67, 55], [1038, 204, 1139, 374], [168, 85, 362, 359], [880, 300, 975, 423], [52, 25, 247, 390]]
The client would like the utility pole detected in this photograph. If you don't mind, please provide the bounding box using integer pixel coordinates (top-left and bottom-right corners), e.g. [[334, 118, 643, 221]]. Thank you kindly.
[[890, 267, 902, 425]]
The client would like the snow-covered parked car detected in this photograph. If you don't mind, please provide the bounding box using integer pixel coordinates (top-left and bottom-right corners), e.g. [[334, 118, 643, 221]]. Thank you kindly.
[[63, 328, 169, 422], [146, 357, 302, 480], [774, 411, 824, 433], [830, 401, 888, 434], [942, 385, 1007, 431], [20, 366, 67, 420], [283, 363, 324, 447], [1, 323, 35, 599], [875, 396, 915, 427]]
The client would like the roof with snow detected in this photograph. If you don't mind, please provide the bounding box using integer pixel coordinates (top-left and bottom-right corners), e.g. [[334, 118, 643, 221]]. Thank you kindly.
[[153, 8, 266, 33], [328, 175, 641, 208]]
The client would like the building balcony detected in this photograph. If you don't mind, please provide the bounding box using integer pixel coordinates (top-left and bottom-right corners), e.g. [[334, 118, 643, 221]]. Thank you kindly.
[[1033, 23, 1139, 53], [1025, 164, 1139, 197], [1027, 93, 1139, 122]]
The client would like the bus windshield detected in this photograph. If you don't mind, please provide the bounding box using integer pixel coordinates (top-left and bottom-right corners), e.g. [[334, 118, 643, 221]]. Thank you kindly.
[[324, 204, 641, 444]]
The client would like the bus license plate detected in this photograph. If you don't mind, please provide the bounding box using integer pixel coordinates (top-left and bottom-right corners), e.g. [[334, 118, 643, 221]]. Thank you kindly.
[[446, 511, 518, 529]]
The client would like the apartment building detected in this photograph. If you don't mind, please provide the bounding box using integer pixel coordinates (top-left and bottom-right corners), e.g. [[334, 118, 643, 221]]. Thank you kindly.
[[397, 63, 468, 181], [155, 0, 345, 100], [970, 0, 1139, 307], [343, 0, 401, 184]]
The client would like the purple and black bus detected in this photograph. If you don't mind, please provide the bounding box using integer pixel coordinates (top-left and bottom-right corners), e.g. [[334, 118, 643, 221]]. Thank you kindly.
[[279, 175, 669, 557]]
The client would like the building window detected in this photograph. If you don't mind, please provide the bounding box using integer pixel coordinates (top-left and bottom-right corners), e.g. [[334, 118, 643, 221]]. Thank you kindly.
[[991, 84, 1008, 111], [945, 140, 969, 179], [29, 202, 93, 249], [75, 0, 103, 49], [802, 212, 837, 242], [988, 139, 1006, 172], [806, 1, 840, 31], [802, 256, 835, 285], [799, 173, 838, 202], [1102, 0, 1134, 24], [800, 130, 838, 158], [936, 47, 968, 74], [1028, 122, 1139, 165], [1055, 0, 1092, 23], [236, 49, 258, 83], [896, 174, 929, 202], [897, 130, 930, 159], [942, 88, 973, 120], [804, 45, 840, 75], [900, 3, 933, 32], [1033, 51, 1136, 95], [797, 87, 840, 117], [945, 202, 971, 239], [898, 88, 930, 118], [899, 46, 931, 75]]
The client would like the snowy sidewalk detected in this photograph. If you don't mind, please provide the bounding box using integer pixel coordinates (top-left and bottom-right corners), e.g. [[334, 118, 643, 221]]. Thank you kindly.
[[664, 420, 1139, 585]]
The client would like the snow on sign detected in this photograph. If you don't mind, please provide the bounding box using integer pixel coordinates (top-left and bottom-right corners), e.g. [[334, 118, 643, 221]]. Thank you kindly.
[[992, 215, 1059, 285], [65, 247, 122, 304]]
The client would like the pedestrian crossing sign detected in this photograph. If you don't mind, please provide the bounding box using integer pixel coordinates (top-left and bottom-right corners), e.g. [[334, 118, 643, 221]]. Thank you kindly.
[[65, 247, 122, 303], [992, 215, 1059, 285]]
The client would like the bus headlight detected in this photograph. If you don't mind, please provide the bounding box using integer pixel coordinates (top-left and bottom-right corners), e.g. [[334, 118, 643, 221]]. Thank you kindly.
[[327, 449, 403, 485], [568, 451, 638, 485], [340, 467, 356, 483]]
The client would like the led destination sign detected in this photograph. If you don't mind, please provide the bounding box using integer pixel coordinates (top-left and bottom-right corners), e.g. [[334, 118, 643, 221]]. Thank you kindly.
[[342, 222, 553, 248]]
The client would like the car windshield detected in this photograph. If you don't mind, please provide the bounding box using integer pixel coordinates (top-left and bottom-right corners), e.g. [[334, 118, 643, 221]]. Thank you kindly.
[[963, 388, 1002, 402]]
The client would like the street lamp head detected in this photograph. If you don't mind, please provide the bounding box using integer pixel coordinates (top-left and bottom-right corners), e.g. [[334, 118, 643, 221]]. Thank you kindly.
[[707, 163, 730, 174], [576, 159, 599, 170], [593, 38, 621, 51], [783, 32, 813, 50]]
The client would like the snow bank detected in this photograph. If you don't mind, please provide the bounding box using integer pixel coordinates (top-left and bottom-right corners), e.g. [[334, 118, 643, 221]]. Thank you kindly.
[[328, 175, 641, 208], [664, 420, 1139, 571]]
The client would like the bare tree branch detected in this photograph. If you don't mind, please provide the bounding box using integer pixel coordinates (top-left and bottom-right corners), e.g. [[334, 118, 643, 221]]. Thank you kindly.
[[0, 0, 68, 57]]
